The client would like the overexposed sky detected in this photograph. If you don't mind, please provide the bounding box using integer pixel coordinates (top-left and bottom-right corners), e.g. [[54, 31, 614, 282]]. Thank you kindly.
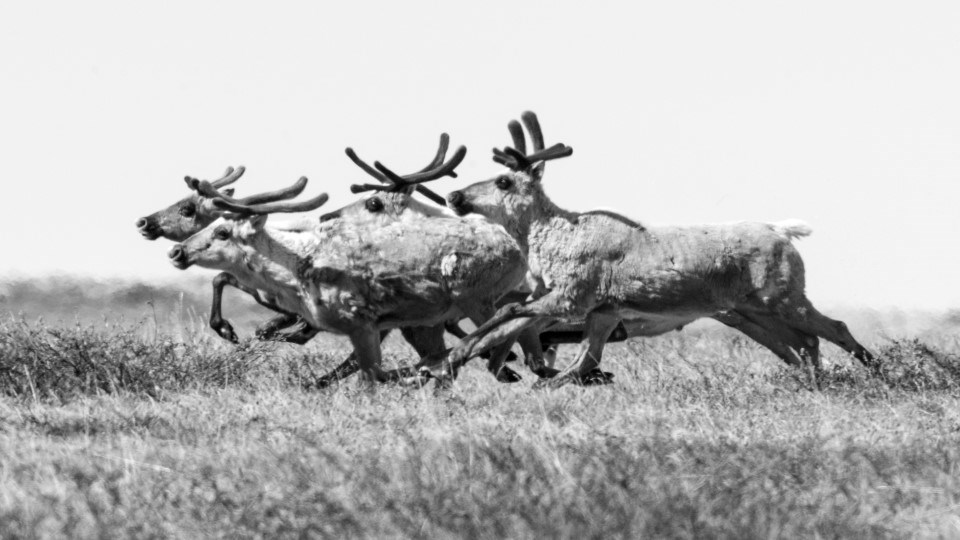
[[0, 1, 958, 309]]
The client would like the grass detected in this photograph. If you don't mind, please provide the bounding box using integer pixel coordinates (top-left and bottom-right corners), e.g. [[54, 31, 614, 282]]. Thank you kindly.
[[2, 280, 960, 538]]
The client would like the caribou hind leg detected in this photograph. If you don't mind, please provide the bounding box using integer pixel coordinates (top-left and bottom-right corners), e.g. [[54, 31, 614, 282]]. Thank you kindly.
[[712, 310, 804, 368], [729, 309, 824, 389], [768, 297, 878, 373]]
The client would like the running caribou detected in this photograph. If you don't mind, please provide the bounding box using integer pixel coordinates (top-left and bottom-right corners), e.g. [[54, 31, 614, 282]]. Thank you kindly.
[[136, 139, 525, 384], [436, 111, 879, 387], [137, 166, 325, 344], [168, 140, 532, 384]]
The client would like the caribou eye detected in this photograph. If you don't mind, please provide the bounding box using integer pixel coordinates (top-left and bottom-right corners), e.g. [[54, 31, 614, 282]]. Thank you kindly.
[[365, 197, 384, 213], [214, 227, 231, 241], [179, 203, 197, 217], [495, 176, 513, 190]]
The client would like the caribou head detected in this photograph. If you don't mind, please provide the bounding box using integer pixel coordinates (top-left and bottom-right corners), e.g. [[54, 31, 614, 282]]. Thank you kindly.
[[168, 180, 328, 270], [135, 166, 308, 242], [318, 134, 465, 224], [446, 111, 572, 232]]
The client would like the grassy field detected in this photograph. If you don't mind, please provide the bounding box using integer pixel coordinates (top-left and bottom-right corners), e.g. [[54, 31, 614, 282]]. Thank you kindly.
[[2, 278, 960, 538]]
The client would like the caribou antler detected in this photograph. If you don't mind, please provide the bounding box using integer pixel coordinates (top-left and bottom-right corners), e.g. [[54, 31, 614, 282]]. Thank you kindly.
[[347, 134, 463, 205], [232, 177, 308, 205], [418, 132, 451, 174], [185, 174, 309, 206], [507, 121, 526, 155], [493, 111, 572, 171], [521, 111, 545, 152], [189, 179, 328, 215], [211, 166, 246, 188]]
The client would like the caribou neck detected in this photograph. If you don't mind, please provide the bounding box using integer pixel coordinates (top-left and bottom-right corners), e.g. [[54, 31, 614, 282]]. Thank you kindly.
[[517, 196, 579, 255], [236, 228, 318, 315]]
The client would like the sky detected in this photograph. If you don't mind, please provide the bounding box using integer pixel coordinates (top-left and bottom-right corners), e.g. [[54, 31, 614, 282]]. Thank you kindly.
[[0, 1, 958, 310]]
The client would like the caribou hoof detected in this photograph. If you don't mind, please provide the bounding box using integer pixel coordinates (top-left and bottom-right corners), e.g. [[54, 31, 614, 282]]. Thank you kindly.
[[533, 366, 562, 379], [576, 369, 615, 386], [492, 365, 522, 383], [213, 321, 239, 344]]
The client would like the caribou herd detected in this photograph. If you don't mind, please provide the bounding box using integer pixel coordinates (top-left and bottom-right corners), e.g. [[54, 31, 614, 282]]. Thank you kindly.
[[136, 112, 879, 389]]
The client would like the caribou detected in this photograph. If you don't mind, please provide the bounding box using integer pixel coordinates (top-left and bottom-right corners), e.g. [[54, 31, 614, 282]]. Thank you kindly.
[[136, 139, 526, 384], [168, 140, 534, 385], [136, 166, 323, 344], [435, 111, 878, 388]]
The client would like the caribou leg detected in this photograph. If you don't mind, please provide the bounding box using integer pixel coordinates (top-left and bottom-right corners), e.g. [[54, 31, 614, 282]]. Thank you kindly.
[[458, 303, 524, 383], [209, 272, 243, 343], [310, 330, 390, 389], [311, 326, 447, 389], [445, 320, 520, 364], [442, 292, 583, 378], [744, 296, 878, 374], [347, 324, 401, 386], [781, 299, 877, 372], [516, 328, 561, 378], [256, 314, 319, 344], [209, 272, 308, 344], [719, 309, 823, 390], [712, 310, 804, 368], [534, 310, 621, 389]]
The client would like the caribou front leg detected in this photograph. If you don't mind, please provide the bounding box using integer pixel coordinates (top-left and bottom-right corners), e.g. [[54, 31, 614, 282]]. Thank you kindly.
[[310, 330, 395, 389], [209, 272, 242, 343], [445, 320, 520, 365], [534, 310, 620, 389], [458, 303, 524, 384], [439, 292, 582, 381], [347, 324, 392, 387], [209, 272, 304, 343], [346, 323, 430, 387]]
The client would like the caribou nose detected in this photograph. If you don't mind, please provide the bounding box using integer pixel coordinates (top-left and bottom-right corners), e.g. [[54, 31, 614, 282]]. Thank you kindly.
[[168, 245, 185, 263], [447, 191, 464, 207], [136, 217, 149, 230]]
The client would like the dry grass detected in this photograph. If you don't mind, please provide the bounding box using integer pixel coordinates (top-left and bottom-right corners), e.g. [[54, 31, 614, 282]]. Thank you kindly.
[[2, 280, 960, 538]]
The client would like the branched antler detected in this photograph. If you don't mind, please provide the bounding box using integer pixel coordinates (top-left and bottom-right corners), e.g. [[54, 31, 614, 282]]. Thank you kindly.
[[211, 166, 246, 188], [184, 167, 307, 206], [493, 111, 572, 171], [347, 134, 464, 205], [189, 178, 329, 215]]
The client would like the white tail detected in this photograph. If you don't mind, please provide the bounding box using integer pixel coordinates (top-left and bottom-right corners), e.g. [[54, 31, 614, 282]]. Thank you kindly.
[[772, 219, 813, 240]]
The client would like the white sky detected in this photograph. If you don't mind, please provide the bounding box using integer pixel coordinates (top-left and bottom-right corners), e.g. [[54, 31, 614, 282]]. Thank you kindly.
[[0, 1, 958, 310]]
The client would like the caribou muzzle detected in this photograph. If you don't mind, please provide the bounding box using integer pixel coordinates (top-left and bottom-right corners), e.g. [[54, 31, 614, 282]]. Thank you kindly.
[[168, 245, 191, 269], [446, 191, 472, 216], [136, 217, 162, 240]]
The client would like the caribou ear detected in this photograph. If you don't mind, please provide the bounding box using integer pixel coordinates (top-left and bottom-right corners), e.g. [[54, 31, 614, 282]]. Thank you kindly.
[[249, 214, 268, 229], [530, 162, 546, 182]]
